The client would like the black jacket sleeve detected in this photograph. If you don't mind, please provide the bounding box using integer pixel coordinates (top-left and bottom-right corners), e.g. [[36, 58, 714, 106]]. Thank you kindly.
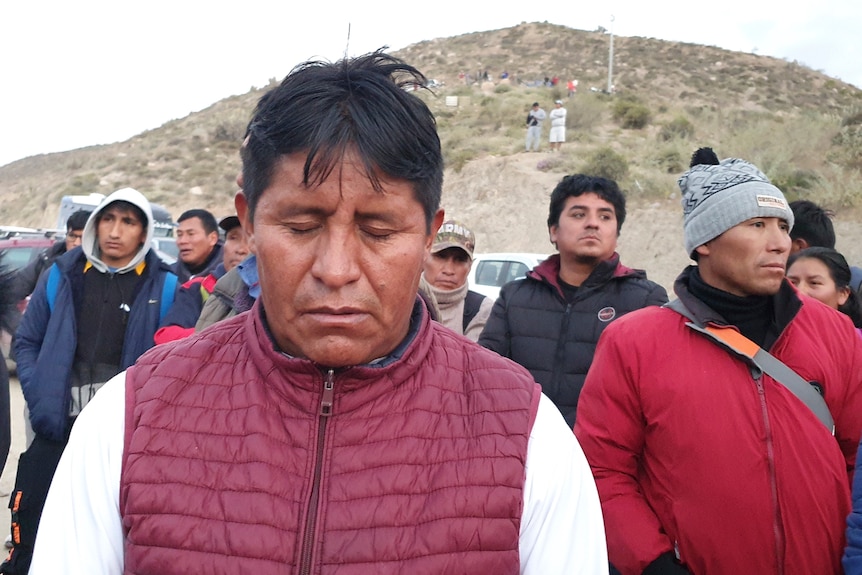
[[477, 285, 512, 357], [646, 283, 670, 307]]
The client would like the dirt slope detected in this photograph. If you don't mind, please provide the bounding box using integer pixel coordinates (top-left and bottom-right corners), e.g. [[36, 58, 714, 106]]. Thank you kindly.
[[444, 153, 862, 294]]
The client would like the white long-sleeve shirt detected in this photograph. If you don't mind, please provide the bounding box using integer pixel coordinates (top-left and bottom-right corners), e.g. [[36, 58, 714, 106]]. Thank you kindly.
[[550, 107, 567, 127], [30, 373, 608, 575]]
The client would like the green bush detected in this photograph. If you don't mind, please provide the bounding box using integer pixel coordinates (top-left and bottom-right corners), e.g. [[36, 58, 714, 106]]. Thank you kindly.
[[445, 149, 477, 173], [494, 84, 512, 94], [656, 149, 684, 173], [771, 169, 818, 195], [829, 125, 862, 169], [658, 116, 695, 141], [612, 99, 652, 129], [841, 110, 862, 127], [212, 121, 246, 144], [581, 147, 629, 181]]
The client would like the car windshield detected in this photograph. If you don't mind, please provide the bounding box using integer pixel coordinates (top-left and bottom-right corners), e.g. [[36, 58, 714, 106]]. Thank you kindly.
[[1, 248, 38, 271], [153, 238, 179, 259]]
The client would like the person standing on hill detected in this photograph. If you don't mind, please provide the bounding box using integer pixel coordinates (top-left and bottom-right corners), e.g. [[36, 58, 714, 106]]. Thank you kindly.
[[575, 148, 862, 574], [548, 100, 567, 152], [525, 102, 546, 152], [479, 174, 667, 427]]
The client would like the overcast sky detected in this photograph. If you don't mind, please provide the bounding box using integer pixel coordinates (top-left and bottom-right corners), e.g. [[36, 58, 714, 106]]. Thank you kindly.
[[1, 0, 859, 168]]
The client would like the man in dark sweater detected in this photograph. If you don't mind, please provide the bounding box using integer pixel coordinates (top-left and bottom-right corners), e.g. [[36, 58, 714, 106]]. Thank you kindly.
[[10, 210, 91, 303], [171, 209, 223, 282], [479, 174, 667, 426]]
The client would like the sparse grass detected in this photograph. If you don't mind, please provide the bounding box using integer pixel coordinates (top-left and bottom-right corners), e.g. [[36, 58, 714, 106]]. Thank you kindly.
[[566, 95, 606, 131]]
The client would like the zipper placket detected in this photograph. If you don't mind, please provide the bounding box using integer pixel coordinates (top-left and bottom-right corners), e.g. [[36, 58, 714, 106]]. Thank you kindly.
[[550, 303, 573, 393], [756, 376, 785, 575], [298, 369, 335, 575]]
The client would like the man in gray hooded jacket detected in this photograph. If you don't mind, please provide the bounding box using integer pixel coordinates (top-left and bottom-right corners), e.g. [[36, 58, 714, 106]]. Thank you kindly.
[[4, 188, 176, 575]]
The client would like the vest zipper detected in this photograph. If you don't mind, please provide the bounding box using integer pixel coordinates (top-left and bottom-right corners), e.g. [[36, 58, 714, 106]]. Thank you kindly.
[[299, 369, 335, 575], [756, 377, 785, 574]]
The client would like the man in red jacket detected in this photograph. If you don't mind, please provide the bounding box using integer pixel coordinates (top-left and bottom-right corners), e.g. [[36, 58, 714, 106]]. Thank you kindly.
[[30, 52, 608, 575], [575, 148, 862, 575]]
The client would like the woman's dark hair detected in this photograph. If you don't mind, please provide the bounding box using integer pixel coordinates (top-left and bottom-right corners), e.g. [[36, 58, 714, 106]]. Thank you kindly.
[[787, 247, 862, 328]]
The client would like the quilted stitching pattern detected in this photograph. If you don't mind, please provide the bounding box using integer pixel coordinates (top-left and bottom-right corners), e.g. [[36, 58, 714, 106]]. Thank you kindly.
[[121, 306, 537, 574]]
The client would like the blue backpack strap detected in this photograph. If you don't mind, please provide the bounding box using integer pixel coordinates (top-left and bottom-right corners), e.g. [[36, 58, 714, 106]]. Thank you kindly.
[[159, 272, 178, 323], [46, 264, 61, 313]]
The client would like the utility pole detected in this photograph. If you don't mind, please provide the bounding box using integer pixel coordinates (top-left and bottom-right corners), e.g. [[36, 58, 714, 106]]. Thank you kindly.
[[607, 15, 615, 94]]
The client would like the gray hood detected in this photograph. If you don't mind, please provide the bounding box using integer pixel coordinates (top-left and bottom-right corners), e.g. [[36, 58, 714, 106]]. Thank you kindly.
[[81, 187, 154, 273]]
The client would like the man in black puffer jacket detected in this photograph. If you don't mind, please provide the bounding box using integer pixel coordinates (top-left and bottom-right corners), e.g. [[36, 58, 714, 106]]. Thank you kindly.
[[479, 174, 667, 427]]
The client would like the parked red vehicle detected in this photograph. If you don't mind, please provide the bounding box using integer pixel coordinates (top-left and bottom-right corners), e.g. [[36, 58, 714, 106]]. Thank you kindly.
[[0, 235, 57, 306], [0, 234, 58, 371], [0, 236, 57, 268]]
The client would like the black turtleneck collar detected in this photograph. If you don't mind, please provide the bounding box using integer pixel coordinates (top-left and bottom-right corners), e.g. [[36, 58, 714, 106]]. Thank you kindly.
[[675, 266, 801, 350], [687, 267, 773, 346]]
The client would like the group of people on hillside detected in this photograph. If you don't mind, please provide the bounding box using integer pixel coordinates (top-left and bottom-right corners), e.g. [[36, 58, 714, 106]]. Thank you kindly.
[[2, 50, 862, 575], [526, 100, 567, 152]]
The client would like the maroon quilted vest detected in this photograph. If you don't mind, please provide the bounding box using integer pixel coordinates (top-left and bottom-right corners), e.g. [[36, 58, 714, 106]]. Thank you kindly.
[[120, 302, 540, 574]]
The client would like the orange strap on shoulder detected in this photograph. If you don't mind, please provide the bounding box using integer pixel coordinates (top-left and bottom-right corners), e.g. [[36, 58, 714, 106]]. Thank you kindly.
[[704, 325, 760, 358]]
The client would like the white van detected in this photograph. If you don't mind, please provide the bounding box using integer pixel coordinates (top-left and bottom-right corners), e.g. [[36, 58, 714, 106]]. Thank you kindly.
[[468, 253, 549, 300]]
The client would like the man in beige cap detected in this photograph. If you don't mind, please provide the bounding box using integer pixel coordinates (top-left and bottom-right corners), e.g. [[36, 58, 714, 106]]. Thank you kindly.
[[422, 220, 493, 341]]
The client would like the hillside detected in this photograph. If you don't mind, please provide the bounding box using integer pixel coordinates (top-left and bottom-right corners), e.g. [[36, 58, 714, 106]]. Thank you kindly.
[[2, 22, 862, 291]]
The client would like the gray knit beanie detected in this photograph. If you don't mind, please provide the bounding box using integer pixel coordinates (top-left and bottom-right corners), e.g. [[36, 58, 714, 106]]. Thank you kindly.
[[679, 157, 794, 256]]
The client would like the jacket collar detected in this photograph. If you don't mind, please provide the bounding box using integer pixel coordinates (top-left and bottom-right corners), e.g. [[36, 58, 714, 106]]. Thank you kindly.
[[247, 296, 433, 400], [527, 252, 643, 298], [674, 265, 802, 333]]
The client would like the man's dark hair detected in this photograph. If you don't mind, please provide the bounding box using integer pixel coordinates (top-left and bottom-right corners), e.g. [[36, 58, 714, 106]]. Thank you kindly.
[[65, 210, 92, 232], [547, 174, 626, 232], [241, 50, 443, 229], [789, 200, 836, 248], [177, 209, 218, 236], [99, 201, 147, 230]]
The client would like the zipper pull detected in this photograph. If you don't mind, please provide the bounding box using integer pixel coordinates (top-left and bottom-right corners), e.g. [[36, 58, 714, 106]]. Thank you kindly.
[[320, 369, 335, 416]]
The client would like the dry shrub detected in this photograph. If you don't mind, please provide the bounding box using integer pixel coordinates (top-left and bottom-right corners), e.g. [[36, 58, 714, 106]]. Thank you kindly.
[[612, 98, 651, 129], [658, 116, 695, 141], [581, 147, 629, 181]]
